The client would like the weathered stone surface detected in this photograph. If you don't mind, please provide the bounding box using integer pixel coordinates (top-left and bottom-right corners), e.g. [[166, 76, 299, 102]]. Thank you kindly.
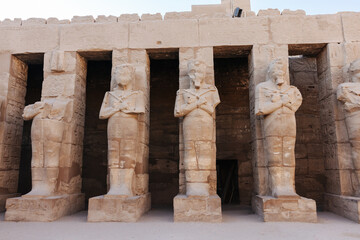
[[5, 193, 84, 221], [0, 193, 20, 212], [325, 193, 360, 223], [173, 195, 221, 222], [253, 195, 317, 222], [88, 193, 151, 222]]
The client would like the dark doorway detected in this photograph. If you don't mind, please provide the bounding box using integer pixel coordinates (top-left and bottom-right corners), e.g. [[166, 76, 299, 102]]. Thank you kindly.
[[217, 160, 240, 204], [81, 60, 111, 207], [18, 64, 44, 195], [214, 56, 252, 206], [149, 58, 179, 208]]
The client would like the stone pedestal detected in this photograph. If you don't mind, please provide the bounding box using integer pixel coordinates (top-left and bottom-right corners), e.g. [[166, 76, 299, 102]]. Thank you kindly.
[[0, 193, 20, 212], [325, 193, 360, 223], [4, 193, 84, 222], [87, 193, 151, 222], [173, 194, 222, 222], [252, 195, 317, 222]]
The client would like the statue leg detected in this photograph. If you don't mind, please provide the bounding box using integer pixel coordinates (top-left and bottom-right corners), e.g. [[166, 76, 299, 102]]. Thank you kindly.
[[185, 140, 211, 196], [266, 136, 297, 198], [25, 119, 63, 196], [107, 115, 137, 197]]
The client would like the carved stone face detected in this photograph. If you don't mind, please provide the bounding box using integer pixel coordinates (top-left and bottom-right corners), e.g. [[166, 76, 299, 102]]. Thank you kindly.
[[113, 65, 134, 89], [189, 62, 206, 89], [268, 60, 288, 88]]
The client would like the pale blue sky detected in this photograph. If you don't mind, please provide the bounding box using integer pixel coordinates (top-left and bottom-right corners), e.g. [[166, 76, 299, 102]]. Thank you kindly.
[[0, 0, 359, 20]]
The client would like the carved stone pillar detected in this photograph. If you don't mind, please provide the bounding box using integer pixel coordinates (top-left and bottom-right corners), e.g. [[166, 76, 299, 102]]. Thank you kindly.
[[250, 44, 317, 222], [0, 54, 23, 212], [173, 47, 222, 222], [87, 49, 151, 222], [5, 51, 86, 222], [323, 43, 360, 223]]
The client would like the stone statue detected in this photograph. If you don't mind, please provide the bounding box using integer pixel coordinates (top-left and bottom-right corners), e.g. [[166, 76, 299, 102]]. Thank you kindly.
[[99, 64, 145, 197], [255, 58, 302, 198], [337, 59, 360, 195], [174, 60, 220, 196], [22, 96, 73, 197]]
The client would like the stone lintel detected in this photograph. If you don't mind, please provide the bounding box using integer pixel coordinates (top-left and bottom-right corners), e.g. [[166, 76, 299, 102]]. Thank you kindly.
[[252, 195, 317, 222], [173, 194, 222, 223], [4, 193, 84, 222], [87, 193, 151, 222], [325, 193, 360, 223]]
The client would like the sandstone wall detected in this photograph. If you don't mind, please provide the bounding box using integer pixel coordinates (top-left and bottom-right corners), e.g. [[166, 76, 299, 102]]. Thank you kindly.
[[289, 57, 326, 209]]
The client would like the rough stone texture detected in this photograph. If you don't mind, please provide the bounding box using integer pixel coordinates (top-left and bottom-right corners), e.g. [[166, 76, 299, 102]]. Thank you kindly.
[[5, 51, 87, 221], [290, 57, 326, 209], [214, 58, 252, 205], [88, 193, 151, 222], [325, 193, 360, 223], [149, 59, 179, 206], [5, 193, 84, 222], [253, 195, 317, 222], [173, 195, 222, 222], [0, 193, 19, 212]]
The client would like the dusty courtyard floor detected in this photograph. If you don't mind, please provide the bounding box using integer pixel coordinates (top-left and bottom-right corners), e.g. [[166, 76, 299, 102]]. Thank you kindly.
[[0, 206, 360, 240]]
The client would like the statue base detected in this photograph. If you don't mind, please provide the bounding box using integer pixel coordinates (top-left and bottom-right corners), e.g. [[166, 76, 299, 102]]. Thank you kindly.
[[87, 193, 151, 222], [4, 193, 84, 222], [173, 194, 222, 222], [252, 195, 317, 222], [0, 193, 20, 212], [325, 193, 360, 223]]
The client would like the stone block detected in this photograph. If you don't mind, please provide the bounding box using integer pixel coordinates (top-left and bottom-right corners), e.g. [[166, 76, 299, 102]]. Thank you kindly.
[[129, 19, 199, 48], [5, 193, 84, 222], [199, 17, 269, 46], [281, 9, 306, 16], [270, 14, 343, 44], [118, 14, 140, 22], [253, 195, 317, 222], [141, 13, 162, 21], [47, 18, 70, 24], [325, 193, 360, 223], [87, 193, 150, 222], [71, 16, 95, 24], [341, 12, 360, 42], [173, 194, 222, 222], [0, 25, 60, 53], [59, 23, 128, 51], [96, 15, 117, 23], [22, 18, 46, 26], [258, 9, 280, 16], [0, 193, 20, 212]]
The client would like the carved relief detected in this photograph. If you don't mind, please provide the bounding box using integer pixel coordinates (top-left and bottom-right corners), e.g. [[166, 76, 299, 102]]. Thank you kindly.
[[174, 60, 220, 196], [100, 64, 145, 197], [255, 58, 303, 198]]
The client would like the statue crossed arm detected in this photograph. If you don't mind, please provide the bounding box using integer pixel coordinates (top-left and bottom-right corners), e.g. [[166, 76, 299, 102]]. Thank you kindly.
[[174, 88, 220, 117], [99, 90, 145, 119]]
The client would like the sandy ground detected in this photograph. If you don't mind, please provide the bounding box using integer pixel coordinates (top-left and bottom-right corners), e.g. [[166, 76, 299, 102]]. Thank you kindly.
[[0, 206, 360, 240]]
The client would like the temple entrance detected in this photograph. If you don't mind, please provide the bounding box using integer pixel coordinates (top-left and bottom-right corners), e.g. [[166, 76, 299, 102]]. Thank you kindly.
[[148, 51, 179, 208], [216, 160, 240, 204], [81, 56, 111, 207], [214, 48, 252, 206], [18, 55, 44, 195]]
